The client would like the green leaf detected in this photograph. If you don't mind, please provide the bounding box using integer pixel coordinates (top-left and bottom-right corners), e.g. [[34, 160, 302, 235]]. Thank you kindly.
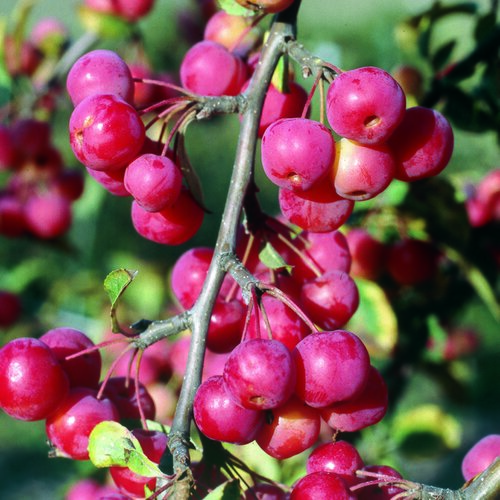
[[259, 242, 293, 272], [431, 40, 456, 71], [203, 479, 241, 500], [88, 421, 165, 478], [271, 54, 289, 93], [78, 5, 133, 39], [217, 0, 254, 16], [104, 269, 138, 332]]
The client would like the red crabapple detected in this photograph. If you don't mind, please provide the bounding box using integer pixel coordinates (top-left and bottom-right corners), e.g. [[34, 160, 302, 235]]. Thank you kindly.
[[86, 165, 130, 196], [206, 298, 246, 353], [290, 472, 356, 499], [223, 338, 296, 410], [124, 154, 183, 212], [69, 94, 145, 171], [0, 290, 22, 328], [306, 440, 364, 487], [256, 396, 321, 459], [131, 188, 204, 245], [388, 106, 454, 182], [332, 138, 395, 201], [300, 270, 359, 330], [326, 66, 406, 145], [40, 327, 102, 389], [66, 49, 134, 106], [23, 192, 72, 239], [261, 118, 335, 192], [356, 465, 405, 499], [180, 40, 247, 96], [321, 366, 388, 432], [279, 187, 354, 233], [193, 375, 265, 444], [45, 387, 120, 460], [346, 228, 387, 281], [293, 330, 370, 408], [461, 434, 500, 481], [0, 337, 69, 421]]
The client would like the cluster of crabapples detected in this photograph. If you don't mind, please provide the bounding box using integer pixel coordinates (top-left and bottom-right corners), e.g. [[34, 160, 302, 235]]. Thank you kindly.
[[0, 326, 173, 497], [0, 119, 84, 240]]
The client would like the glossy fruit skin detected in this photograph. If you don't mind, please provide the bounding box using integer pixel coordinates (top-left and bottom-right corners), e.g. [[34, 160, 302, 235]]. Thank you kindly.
[[45, 387, 120, 460], [279, 187, 354, 233], [180, 40, 247, 96], [223, 338, 296, 410], [193, 375, 264, 444], [290, 471, 356, 499], [66, 49, 134, 106], [256, 396, 321, 459], [206, 298, 246, 353], [326, 66, 406, 145], [69, 94, 145, 171], [332, 138, 395, 201], [110, 429, 168, 497], [388, 106, 454, 182], [124, 154, 183, 212], [261, 118, 335, 192], [170, 247, 213, 309], [293, 330, 370, 408], [86, 165, 129, 196], [306, 440, 364, 486], [39, 327, 102, 389], [24, 192, 72, 239], [131, 188, 204, 245], [300, 270, 359, 330], [321, 366, 388, 432], [0, 337, 69, 421], [461, 434, 500, 481]]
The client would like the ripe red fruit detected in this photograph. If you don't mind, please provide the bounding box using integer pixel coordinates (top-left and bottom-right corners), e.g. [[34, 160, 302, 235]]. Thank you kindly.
[[388, 106, 454, 182], [356, 464, 405, 499], [193, 375, 265, 444], [69, 94, 145, 171], [45, 387, 120, 460], [346, 228, 387, 281], [261, 118, 335, 192], [131, 188, 204, 245], [0, 290, 22, 328], [66, 49, 134, 106], [321, 366, 388, 432], [0, 195, 27, 237], [124, 154, 183, 212], [223, 338, 296, 410], [306, 441, 364, 486], [110, 429, 168, 496], [256, 396, 321, 459], [290, 471, 356, 499], [293, 330, 370, 408], [279, 187, 354, 233], [180, 40, 247, 96], [0, 337, 69, 421], [461, 434, 500, 481], [23, 192, 72, 239], [386, 238, 439, 286], [300, 270, 359, 330], [206, 298, 246, 353], [332, 138, 395, 201], [39, 327, 102, 389], [98, 377, 156, 420], [326, 66, 406, 145], [243, 80, 308, 137], [86, 165, 130, 196], [170, 247, 213, 309]]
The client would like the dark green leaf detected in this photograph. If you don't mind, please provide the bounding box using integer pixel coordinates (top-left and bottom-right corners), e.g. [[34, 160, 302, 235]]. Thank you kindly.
[[203, 479, 241, 500], [474, 12, 497, 42], [104, 269, 138, 332], [431, 40, 456, 71]]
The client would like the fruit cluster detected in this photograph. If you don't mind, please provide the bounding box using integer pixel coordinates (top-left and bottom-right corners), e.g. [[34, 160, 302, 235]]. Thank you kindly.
[[0, 119, 84, 239], [0, 327, 171, 496]]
